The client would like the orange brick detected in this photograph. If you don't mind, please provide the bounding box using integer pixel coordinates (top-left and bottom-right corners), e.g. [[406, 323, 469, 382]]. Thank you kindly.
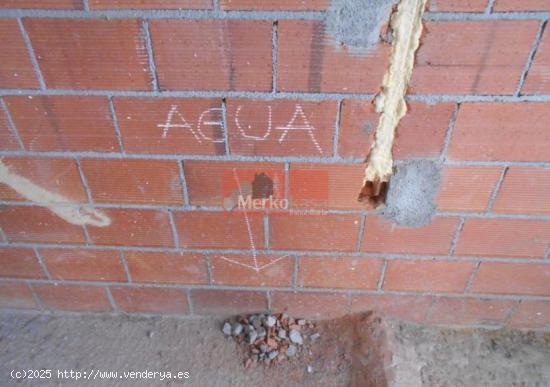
[[437, 166, 503, 212], [410, 21, 539, 94], [449, 103, 550, 162], [455, 218, 550, 258], [0, 107, 20, 151], [361, 216, 459, 255], [114, 97, 225, 155], [125, 252, 208, 284], [0, 282, 38, 309], [0, 19, 39, 88], [150, 20, 272, 91], [493, 167, 550, 215], [0, 206, 86, 244], [338, 100, 454, 159], [34, 283, 112, 312], [271, 291, 349, 319], [298, 256, 383, 289], [351, 294, 432, 323], [5, 96, 119, 152], [220, 0, 327, 10], [270, 213, 361, 252], [428, 297, 515, 325], [471, 262, 550, 296], [174, 211, 265, 249], [289, 164, 365, 210], [24, 19, 152, 90], [226, 99, 337, 157], [0, 248, 45, 279], [428, 0, 487, 11], [0, 157, 87, 203], [41, 249, 126, 282], [184, 160, 285, 207], [81, 159, 183, 205], [524, 32, 550, 92], [87, 209, 174, 247], [494, 0, 550, 11], [210, 254, 292, 287], [277, 20, 389, 93], [383, 259, 474, 293], [510, 301, 550, 329], [110, 287, 189, 314], [192, 289, 267, 315], [90, 0, 211, 9], [0, 0, 83, 8]]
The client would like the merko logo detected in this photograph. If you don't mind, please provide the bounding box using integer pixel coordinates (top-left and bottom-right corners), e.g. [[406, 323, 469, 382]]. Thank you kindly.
[[222, 171, 288, 211]]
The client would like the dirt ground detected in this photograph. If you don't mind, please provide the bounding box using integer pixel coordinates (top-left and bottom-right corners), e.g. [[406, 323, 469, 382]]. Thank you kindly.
[[0, 310, 548, 386]]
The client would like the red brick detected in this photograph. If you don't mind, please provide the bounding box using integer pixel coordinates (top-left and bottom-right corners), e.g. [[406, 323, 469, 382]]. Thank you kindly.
[[41, 249, 126, 282], [351, 294, 432, 323], [437, 166, 503, 212], [0, 0, 83, 8], [0, 107, 20, 151], [110, 287, 189, 314], [0, 248, 45, 279], [510, 301, 550, 329], [125, 252, 208, 284], [271, 291, 349, 319], [494, 0, 550, 11], [0, 206, 86, 244], [471, 263, 550, 296], [192, 289, 267, 315], [5, 96, 119, 152], [410, 21, 539, 95], [428, 297, 515, 325], [362, 216, 459, 255], [277, 20, 389, 93], [449, 103, 550, 162], [524, 31, 550, 94], [210, 254, 293, 287], [184, 160, 285, 207], [114, 97, 225, 155], [150, 20, 272, 91], [226, 99, 337, 157], [428, 0, 487, 12], [34, 283, 112, 312], [493, 167, 550, 215], [455, 218, 550, 258], [174, 211, 265, 249], [0, 19, 39, 88], [81, 158, 183, 205], [220, 0, 327, 10], [270, 213, 361, 252], [0, 282, 38, 309], [24, 19, 152, 90], [90, 0, 211, 9], [298, 256, 383, 289], [383, 259, 474, 293], [339, 101, 454, 159], [87, 209, 174, 247], [289, 163, 367, 210], [0, 157, 87, 203]]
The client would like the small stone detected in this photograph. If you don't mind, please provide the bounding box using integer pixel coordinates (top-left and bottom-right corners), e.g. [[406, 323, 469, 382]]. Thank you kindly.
[[247, 330, 258, 344], [232, 322, 243, 336], [297, 319, 306, 326], [278, 329, 287, 339], [268, 350, 279, 360], [244, 358, 252, 368], [286, 345, 297, 357], [146, 330, 154, 338], [257, 327, 267, 337], [307, 365, 313, 374], [260, 344, 268, 353], [282, 313, 289, 320], [266, 315, 277, 327], [289, 329, 303, 345], [222, 322, 232, 336], [310, 333, 321, 341]]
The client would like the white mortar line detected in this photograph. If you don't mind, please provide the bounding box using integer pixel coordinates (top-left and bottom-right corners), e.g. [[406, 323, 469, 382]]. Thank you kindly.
[[119, 251, 132, 283], [449, 217, 465, 255], [271, 21, 278, 93], [0, 97, 25, 150], [515, 20, 548, 96], [33, 248, 52, 280], [486, 166, 508, 211], [464, 261, 481, 293], [142, 20, 160, 92], [168, 211, 180, 249], [485, 0, 496, 14], [108, 97, 126, 153], [17, 19, 46, 90], [377, 260, 388, 290]]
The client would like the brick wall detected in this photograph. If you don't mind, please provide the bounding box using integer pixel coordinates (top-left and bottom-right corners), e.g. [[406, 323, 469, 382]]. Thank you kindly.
[[0, 0, 549, 330]]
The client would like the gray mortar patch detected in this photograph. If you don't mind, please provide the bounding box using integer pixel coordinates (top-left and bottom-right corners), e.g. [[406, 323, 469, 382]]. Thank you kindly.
[[325, 0, 397, 51], [384, 160, 441, 227]]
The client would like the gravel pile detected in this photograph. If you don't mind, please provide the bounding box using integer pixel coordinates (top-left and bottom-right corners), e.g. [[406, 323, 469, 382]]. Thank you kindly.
[[222, 313, 320, 368]]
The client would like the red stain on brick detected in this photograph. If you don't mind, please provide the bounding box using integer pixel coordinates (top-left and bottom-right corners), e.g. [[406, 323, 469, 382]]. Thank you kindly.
[[42, 249, 126, 282], [493, 167, 550, 215], [90, 0, 211, 9], [351, 294, 432, 323], [0, 282, 38, 309], [191, 289, 267, 315], [428, 0, 487, 12], [110, 287, 189, 314], [510, 301, 550, 329], [0, 248, 45, 279], [428, 297, 516, 325], [211, 254, 293, 287], [220, 0, 328, 10], [471, 263, 550, 296], [34, 283, 112, 312], [494, 0, 550, 11], [271, 291, 349, 319], [0, 107, 20, 151], [0, 0, 83, 8]]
